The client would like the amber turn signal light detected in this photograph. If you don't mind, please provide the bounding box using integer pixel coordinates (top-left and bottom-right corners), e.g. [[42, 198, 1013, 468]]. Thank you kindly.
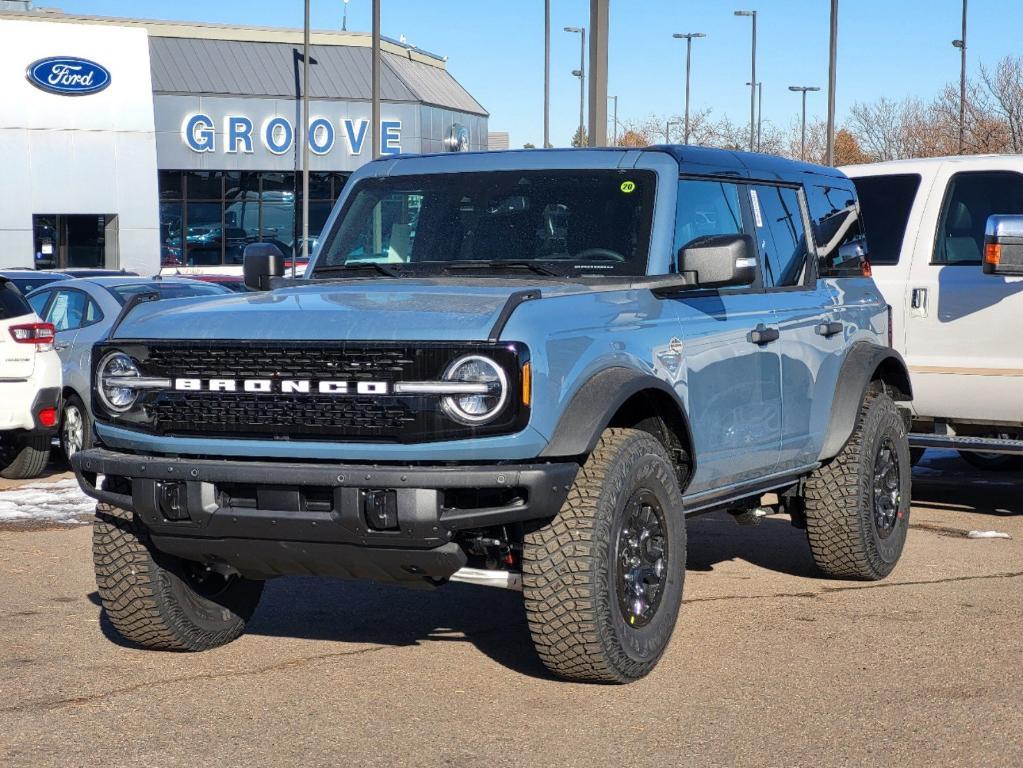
[[521, 362, 532, 407], [985, 242, 1001, 265]]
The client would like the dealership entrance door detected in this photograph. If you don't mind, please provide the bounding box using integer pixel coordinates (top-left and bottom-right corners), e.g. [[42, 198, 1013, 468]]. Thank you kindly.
[[32, 214, 118, 270]]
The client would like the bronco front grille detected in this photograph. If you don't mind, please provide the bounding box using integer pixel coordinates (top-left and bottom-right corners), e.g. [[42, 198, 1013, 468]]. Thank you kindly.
[[94, 341, 529, 443]]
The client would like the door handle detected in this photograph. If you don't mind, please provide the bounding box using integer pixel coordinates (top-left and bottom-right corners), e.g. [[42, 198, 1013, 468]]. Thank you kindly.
[[54, 342, 70, 351], [748, 324, 780, 345], [911, 287, 927, 310], [815, 321, 844, 338]]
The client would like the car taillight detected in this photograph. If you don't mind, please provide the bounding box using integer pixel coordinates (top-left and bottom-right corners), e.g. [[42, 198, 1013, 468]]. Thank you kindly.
[[886, 304, 893, 348], [37, 407, 58, 428], [9, 322, 56, 346]]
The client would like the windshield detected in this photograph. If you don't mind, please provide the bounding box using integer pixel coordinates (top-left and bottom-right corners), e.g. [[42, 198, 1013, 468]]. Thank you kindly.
[[108, 282, 231, 305], [313, 170, 657, 277]]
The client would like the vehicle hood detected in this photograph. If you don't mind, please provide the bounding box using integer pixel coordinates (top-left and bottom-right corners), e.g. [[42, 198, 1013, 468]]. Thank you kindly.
[[110, 278, 594, 342]]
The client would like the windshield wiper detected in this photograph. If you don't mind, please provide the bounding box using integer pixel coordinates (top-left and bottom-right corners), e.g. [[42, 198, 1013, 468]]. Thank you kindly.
[[441, 260, 560, 277], [312, 263, 403, 278]]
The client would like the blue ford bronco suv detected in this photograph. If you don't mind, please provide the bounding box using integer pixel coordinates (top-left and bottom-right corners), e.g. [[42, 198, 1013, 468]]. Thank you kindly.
[[73, 147, 913, 683]]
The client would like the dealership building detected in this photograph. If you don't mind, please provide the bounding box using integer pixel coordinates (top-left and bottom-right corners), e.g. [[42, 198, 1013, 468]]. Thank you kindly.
[[0, 9, 488, 274]]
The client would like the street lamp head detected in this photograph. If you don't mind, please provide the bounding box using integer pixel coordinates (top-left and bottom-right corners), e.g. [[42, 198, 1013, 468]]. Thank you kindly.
[[734, 10, 756, 17], [571, 69, 583, 78], [673, 32, 706, 39], [952, 39, 965, 49], [564, 26, 582, 33]]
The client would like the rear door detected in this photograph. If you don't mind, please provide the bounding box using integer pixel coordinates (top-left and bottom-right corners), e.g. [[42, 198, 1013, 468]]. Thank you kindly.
[[0, 281, 37, 380], [671, 177, 782, 494], [749, 182, 839, 472], [40, 288, 102, 370], [904, 169, 1023, 421]]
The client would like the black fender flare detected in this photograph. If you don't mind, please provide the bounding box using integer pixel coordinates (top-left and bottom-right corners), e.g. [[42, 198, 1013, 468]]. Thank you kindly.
[[540, 366, 694, 462], [818, 342, 913, 462]]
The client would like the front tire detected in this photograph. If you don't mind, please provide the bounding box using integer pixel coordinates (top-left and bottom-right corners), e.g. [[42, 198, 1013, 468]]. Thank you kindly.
[[804, 390, 911, 580], [60, 394, 92, 464], [93, 503, 264, 650], [522, 428, 686, 684], [0, 435, 51, 479]]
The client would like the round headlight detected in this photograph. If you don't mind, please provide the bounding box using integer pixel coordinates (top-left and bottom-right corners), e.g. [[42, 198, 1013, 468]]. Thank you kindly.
[[441, 355, 508, 425], [97, 352, 142, 413]]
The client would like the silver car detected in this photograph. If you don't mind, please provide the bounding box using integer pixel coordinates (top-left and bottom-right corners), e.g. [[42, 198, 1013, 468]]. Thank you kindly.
[[26, 276, 231, 461]]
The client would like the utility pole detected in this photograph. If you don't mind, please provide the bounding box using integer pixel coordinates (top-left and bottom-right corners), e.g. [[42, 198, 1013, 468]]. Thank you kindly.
[[826, 0, 838, 165], [300, 0, 310, 275], [673, 32, 706, 145], [789, 85, 821, 162], [371, 0, 380, 158], [734, 10, 757, 153], [953, 0, 968, 154], [565, 26, 586, 146], [747, 81, 763, 151], [544, 0, 550, 148], [587, 0, 609, 146]]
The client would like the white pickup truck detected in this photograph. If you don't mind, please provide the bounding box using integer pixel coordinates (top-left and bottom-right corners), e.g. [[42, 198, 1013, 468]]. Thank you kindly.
[[844, 155, 1023, 470]]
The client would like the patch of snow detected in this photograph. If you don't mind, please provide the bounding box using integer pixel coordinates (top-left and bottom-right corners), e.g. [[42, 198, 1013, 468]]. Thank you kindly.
[[0, 478, 94, 524]]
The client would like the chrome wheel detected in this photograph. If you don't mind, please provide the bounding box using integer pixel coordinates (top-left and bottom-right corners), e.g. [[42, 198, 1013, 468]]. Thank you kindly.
[[62, 404, 84, 459], [873, 437, 901, 539], [615, 491, 668, 628]]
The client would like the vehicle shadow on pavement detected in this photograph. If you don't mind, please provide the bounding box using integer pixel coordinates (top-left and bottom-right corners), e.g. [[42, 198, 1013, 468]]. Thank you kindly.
[[685, 513, 819, 578], [911, 453, 1020, 518]]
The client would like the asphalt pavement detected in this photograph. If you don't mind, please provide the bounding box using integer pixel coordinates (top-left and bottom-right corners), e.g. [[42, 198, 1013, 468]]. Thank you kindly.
[[0, 451, 1019, 768]]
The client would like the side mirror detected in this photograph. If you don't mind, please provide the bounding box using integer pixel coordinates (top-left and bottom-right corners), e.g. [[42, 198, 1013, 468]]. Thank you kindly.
[[983, 215, 1023, 276], [243, 243, 285, 291], [679, 234, 757, 289], [838, 237, 868, 264]]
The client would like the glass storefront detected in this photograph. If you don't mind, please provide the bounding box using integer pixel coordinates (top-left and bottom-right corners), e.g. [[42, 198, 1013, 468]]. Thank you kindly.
[[158, 170, 348, 267]]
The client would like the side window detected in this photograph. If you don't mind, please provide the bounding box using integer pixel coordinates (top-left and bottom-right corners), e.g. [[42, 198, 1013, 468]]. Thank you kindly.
[[751, 184, 810, 288], [28, 290, 52, 318], [851, 174, 921, 266], [934, 171, 1023, 265], [0, 283, 32, 320], [44, 289, 89, 332], [673, 178, 746, 255], [805, 182, 865, 276]]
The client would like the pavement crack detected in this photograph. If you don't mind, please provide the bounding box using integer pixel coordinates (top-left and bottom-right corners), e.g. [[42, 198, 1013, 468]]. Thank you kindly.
[[0, 643, 391, 715], [685, 570, 1023, 605]]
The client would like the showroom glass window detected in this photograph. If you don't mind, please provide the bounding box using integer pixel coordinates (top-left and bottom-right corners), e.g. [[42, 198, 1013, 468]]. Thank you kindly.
[[158, 171, 349, 267]]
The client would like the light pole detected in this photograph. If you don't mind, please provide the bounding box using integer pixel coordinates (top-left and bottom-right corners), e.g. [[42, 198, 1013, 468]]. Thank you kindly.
[[544, 0, 550, 148], [789, 85, 820, 161], [665, 119, 682, 143], [342, 0, 350, 31], [673, 32, 706, 145], [826, 0, 838, 165], [565, 26, 586, 146], [300, 0, 311, 274], [953, 0, 968, 154], [609, 95, 618, 145], [746, 80, 763, 151], [371, 0, 380, 158], [734, 10, 757, 153]]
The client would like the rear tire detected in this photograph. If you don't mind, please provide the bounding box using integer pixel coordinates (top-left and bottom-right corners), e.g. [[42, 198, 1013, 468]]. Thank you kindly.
[[522, 428, 686, 683], [93, 502, 264, 651], [804, 390, 911, 581], [0, 435, 51, 479]]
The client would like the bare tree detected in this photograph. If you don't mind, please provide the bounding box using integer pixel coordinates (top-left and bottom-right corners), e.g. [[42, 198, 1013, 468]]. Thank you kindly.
[[980, 56, 1023, 152]]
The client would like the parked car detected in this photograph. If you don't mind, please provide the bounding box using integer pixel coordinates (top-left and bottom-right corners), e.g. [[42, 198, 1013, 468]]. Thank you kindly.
[[0, 277, 61, 479], [25, 277, 232, 462], [0, 268, 72, 296], [172, 273, 253, 292], [72, 147, 912, 683], [844, 155, 1023, 470]]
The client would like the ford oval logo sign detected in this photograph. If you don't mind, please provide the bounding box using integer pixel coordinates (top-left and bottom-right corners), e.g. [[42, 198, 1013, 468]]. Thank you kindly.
[[26, 57, 111, 96]]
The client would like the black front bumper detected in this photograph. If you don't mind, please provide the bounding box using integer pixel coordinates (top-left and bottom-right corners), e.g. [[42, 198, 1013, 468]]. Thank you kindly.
[[72, 448, 577, 586]]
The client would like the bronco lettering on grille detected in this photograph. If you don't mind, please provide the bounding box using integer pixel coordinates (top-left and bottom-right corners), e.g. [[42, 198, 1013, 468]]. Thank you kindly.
[[173, 378, 390, 395]]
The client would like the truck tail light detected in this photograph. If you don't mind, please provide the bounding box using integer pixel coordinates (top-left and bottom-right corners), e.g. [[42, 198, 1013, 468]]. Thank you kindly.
[[886, 304, 893, 348], [9, 322, 55, 347]]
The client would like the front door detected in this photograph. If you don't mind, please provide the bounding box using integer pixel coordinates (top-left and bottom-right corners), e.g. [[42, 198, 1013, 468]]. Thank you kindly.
[[905, 169, 1023, 422], [671, 177, 782, 494]]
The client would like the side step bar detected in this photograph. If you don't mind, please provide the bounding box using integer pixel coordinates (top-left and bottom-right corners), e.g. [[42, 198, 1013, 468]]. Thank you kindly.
[[909, 433, 1023, 455]]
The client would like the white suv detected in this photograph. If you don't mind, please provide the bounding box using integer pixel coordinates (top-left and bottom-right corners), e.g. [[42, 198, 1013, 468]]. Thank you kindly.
[[0, 277, 62, 479]]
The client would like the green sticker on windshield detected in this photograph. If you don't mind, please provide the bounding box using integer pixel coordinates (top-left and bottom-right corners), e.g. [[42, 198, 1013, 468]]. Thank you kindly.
[[620, 180, 637, 194]]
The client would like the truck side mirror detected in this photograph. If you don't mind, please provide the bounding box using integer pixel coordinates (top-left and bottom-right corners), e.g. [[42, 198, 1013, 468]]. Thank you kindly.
[[983, 214, 1023, 276], [679, 234, 757, 289], [243, 243, 285, 291]]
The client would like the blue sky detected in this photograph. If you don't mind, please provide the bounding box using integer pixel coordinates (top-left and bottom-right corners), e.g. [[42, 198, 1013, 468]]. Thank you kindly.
[[56, 1, 1022, 147]]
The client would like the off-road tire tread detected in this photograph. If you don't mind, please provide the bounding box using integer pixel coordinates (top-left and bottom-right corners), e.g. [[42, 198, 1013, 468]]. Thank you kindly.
[[93, 503, 260, 651], [522, 428, 681, 683], [0, 436, 51, 480], [803, 390, 906, 580]]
